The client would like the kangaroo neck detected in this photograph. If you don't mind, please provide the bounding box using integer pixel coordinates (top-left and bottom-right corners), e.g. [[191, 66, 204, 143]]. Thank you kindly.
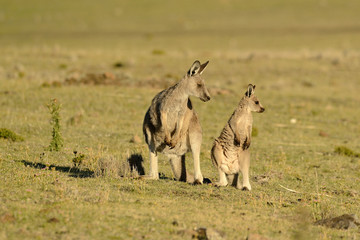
[[237, 98, 249, 114], [172, 78, 189, 103], [234, 98, 252, 121]]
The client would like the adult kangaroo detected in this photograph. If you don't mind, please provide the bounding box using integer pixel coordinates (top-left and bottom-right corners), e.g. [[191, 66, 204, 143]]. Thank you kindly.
[[143, 60, 211, 184]]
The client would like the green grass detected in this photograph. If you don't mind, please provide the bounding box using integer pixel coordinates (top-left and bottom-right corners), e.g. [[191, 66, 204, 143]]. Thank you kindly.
[[1, 0, 360, 239]]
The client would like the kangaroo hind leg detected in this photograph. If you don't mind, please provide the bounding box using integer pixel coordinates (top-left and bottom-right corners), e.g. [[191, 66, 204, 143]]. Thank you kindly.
[[237, 150, 251, 191], [169, 154, 194, 183], [212, 143, 228, 187]]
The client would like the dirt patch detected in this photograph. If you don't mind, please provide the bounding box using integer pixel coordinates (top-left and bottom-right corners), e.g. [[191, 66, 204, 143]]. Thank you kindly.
[[0, 213, 16, 223], [41, 71, 230, 92], [209, 87, 234, 96], [134, 77, 176, 89], [42, 72, 178, 89], [315, 214, 359, 229], [65, 72, 123, 86]]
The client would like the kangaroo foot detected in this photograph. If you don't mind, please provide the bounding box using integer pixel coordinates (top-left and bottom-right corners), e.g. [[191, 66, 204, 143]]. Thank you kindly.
[[193, 179, 203, 185], [236, 184, 251, 191], [140, 174, 159, 180]]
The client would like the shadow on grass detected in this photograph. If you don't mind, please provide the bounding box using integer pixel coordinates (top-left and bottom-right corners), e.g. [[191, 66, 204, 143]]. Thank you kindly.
[[129, 153, 212, 183], [127, 154, 145, 175], [20, 160, 94, 178]]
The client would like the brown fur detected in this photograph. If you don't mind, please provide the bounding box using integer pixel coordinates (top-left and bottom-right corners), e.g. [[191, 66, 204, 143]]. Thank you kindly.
[[211, 84, 265, 190], [143, 60, 211, 183]]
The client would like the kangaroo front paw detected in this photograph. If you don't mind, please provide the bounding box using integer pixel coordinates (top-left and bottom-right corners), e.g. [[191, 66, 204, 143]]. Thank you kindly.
[[234, 138, 241, 147], [242, 137, 250, 150], [169, 139, 178, 149], [165, 135, 171, 146]]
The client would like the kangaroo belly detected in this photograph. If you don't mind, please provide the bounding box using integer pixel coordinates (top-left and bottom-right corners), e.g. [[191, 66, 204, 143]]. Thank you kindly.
[[159, 133, 189, 156], [216, 143, 241, 174]]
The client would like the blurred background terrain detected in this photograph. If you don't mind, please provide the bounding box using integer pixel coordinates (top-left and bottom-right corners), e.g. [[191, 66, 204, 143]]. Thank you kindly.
[[0, 0, 359, 239]]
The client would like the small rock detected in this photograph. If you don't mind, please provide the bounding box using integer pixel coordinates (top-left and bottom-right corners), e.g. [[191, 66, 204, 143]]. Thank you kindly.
[[194, 227, 225, 240], [290, 118, 297, 124], [315, 214, 359, 229], [319, 131, 328, 137], [103, 72, 115, 80], [0, 213, 15, 223], [130, 135, 142, 144]]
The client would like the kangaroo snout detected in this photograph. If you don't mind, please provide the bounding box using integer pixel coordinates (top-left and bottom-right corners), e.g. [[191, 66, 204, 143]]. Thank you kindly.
[[259, 107, 265, 113], [201, 94, 211, 102]]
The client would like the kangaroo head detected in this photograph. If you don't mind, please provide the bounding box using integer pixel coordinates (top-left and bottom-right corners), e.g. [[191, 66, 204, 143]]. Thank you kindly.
[[245, 84, 265, 113], [184, 60, 211, 102]]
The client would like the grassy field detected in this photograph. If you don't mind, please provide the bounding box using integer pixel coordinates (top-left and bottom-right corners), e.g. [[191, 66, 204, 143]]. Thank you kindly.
[[1, 0, 360, 239]]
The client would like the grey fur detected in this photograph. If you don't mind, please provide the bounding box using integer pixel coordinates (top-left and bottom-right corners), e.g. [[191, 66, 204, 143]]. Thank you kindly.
[[211, 84, 265, 190], [143, 60, 210, 184]]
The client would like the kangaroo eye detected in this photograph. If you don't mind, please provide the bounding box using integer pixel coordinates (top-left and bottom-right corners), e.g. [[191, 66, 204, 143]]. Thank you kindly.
[[255, 101, 259, 105], [197, 83, 202, 87]]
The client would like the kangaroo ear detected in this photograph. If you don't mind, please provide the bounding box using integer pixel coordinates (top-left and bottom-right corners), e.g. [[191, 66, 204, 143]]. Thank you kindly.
[[187, 60, 201, 77], [198, 61, 209, 75], [245, 84, 255, 97]]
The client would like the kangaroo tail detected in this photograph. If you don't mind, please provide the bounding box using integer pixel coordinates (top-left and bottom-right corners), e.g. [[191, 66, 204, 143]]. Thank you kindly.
[[210, 143, 218, 168], [143, 110, 151, 145]]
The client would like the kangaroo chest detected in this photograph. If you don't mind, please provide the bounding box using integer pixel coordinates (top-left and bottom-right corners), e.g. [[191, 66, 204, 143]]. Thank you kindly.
[[164, 100, 188, 130], [236, 114, 253, 133]]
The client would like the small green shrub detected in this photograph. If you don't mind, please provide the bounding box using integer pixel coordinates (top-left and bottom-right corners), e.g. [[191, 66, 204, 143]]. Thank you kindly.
[[334, 146, 359, 158], [72, 151, 86, 167], [152, 49, 165, 55], [59, 63, 67, 69], [113, 61, 125, 68], [47, 99, 64, 151], [0, 128, 24, 142]]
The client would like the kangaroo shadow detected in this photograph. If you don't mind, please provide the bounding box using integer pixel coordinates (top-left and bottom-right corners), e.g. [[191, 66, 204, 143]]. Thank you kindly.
[[21, 160, 94, 178], [128, 154, 211, 183], [127, 154, 145, 175]]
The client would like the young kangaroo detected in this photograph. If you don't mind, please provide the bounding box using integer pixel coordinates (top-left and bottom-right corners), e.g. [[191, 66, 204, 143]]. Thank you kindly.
[[211, 84, 264, 190], [143, 60, 211, 184]]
